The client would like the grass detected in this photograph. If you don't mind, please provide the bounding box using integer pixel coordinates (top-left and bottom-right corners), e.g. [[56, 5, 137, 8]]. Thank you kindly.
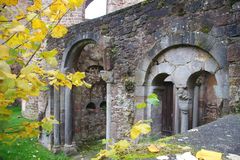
[[78, 139, 105, 159], [0, 107, 71, 160]]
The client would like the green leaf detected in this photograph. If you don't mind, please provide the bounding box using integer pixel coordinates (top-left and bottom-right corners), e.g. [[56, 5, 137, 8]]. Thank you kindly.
[[102, 138, 112, 144], [40, 86, 49, 91], [31, 42, 41, 50], [9, 48, 18, 57], [136, 102, 147, 109], [147, 93, 159, 106], [0, 78, 15, 92]]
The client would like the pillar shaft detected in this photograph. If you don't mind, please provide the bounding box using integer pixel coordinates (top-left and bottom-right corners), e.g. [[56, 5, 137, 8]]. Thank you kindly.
[[64, 87, 72, 145], [177, 87, 190, 133], [106, 83, 111, 143], [180, 110, 188, 133], [53, 88, 60, 146], [192, 86, 199, 128], [173, 86, 179, 134]]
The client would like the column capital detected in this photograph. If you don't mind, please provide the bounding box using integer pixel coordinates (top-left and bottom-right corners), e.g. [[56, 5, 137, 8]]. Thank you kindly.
[[195, 75, 204, 86], [100, 70, 113, 83], [176, 87, 190, 111]]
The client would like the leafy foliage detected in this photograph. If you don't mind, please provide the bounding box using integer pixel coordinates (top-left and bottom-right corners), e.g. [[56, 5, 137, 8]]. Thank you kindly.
[[0, 107, 70, 160], [0, 0, 85, 143], [92, 94, 160, 160]]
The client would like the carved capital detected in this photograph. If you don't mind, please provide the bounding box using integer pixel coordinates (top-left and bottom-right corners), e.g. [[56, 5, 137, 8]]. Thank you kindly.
[[99, 70, 113, 83], [195, 75, 204, 86], [177, 87, 190, 101], [177, 87, 190, 111]]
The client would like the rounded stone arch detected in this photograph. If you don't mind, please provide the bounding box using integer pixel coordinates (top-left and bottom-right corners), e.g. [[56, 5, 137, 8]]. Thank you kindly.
[[61, 32, 101, 72], [58, 32, 111, 151], [135, 32, 228, 86]]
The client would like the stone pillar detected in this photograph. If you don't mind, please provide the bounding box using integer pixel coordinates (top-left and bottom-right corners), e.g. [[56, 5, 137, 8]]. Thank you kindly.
[[193, 76, 204, 128], [63, 68, 77, 155], [146, 86, 154, 120], [192, 86, 199, 128], [100, 70, 113, 148], [173, 85, 179, 134], [177, 87, 190, 133], [53, 88, 61, 153]]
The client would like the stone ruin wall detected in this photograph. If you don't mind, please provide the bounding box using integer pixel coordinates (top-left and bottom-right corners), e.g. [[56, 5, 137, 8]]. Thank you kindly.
[[46, 0, 240, 144], [20, 0, 145, 120]]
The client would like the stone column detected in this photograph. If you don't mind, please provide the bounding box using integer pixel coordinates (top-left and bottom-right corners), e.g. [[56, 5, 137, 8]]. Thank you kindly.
[[146, 86, 154, 120], [173, 85, 179, 134], [100, 70, 113, 148], [63, 68, 77, 155], [192, 76, 204, 128], [177, 87, 190, 133], [192, 86, 199, 128], [53, 88, 61, 153]]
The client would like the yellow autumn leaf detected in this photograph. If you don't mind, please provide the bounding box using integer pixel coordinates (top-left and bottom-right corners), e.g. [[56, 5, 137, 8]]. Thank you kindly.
[[30, 31, 47, 42], [68, 0, 85, 10], [46, 57, 58, 67], [16, 79, 31, 91], [83, 81, 92, 88], [0, 45, 9, 60], [15, 10, 25, 20], [27, 0, 42, 12], [148, 144, 160, 153], [40, 49, 58, 58], [113, 140, 130, 152], [51, 25, 68, 38], [196, 149, 222, 160], [0, 61, 11, 73], [0, 0, 18, 6], [0, 16, 8, 22], [130, 122, 151, 140], [72, 71, 85, 86], [49, 0, 68, 21], [32, 18, 47, 31]]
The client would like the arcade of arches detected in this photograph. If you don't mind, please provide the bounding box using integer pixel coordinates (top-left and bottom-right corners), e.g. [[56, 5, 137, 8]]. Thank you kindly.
[[30, 0, 240, 154]]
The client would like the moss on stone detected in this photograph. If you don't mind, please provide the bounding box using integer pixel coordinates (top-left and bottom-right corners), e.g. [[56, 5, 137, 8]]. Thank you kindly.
[[200, 25, 212, 34], [100, 24, 109, 35]]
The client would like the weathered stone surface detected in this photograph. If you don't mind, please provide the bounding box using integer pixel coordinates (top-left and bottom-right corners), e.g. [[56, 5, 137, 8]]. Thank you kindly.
[[35, 0, 240, 153], [174, 114, 240, 155], [227, 43, 240, 62]]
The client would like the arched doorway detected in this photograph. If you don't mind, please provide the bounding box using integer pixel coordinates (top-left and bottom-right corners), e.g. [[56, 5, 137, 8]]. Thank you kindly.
[[58, 37, 109, 153], [151, 73, 175, 136], [143, 45, 228, 134], [73, 44, 107, 145], [187, 71, 219, 129]]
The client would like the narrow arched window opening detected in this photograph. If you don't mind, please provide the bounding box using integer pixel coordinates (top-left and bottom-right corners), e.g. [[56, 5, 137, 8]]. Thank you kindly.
[[86, 102, 96, 110]]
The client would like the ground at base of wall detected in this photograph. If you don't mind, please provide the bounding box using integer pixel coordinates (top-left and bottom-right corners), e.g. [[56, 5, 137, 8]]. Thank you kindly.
[[72, 139, 105, 160], [89, 114, 240, 160]]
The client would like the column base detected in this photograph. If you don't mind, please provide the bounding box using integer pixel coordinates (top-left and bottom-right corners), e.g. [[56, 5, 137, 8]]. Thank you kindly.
[[52, 145, 61, 153], [64, 144, 78, 156]]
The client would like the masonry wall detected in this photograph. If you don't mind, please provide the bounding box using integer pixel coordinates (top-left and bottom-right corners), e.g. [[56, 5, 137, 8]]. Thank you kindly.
[[47, 0, 240, 144]]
